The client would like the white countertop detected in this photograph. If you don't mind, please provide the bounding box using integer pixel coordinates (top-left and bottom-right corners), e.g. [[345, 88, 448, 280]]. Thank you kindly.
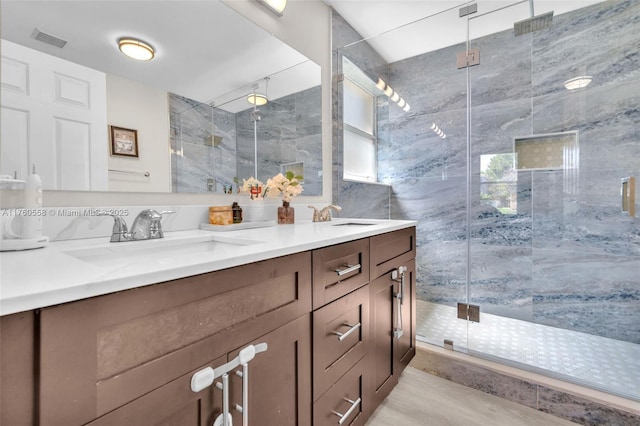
[[0, 218, 416, 316]]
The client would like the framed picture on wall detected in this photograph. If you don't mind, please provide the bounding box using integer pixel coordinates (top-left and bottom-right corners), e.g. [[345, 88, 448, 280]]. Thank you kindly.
[[110, 126, 139, 157]]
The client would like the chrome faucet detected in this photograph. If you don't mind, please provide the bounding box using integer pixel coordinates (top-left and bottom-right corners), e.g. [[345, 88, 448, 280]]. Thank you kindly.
[[105, 209, 175, 242], [308, 205, 342, 222]]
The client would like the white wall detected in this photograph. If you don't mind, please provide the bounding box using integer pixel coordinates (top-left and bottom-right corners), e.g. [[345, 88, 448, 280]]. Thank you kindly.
[[106, 74, 171, 193]]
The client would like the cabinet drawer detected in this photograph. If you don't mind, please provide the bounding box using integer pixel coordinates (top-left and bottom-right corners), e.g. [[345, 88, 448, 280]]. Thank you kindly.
[[312, 238, 370, 309], [313, 359, 368, 426], [370, 227, 415, 280], [313, 285, 369, 401]]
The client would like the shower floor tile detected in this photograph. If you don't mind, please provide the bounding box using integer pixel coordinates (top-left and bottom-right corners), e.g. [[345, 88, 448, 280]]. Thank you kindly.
[[416, 300, 640, 401]]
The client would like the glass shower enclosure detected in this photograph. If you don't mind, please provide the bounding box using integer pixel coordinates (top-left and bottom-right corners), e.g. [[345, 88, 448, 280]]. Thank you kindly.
[[334, 0, 639, 401]]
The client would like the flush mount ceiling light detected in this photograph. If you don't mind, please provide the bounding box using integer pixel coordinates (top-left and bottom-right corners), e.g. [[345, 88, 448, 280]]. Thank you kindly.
[[247, 77, 270, 106], [247, 93, 268, 106], [255, 0, 287, 16], [118, 38, 155, 61], [564, 75, 592, 91]]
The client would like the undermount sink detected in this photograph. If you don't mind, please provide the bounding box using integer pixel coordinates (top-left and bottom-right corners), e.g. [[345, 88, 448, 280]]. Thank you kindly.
[[61, 234, 260, 266]]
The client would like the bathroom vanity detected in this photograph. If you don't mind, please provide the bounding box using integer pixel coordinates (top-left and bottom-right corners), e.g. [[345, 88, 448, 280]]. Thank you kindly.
[[0, 220, 416, 425]]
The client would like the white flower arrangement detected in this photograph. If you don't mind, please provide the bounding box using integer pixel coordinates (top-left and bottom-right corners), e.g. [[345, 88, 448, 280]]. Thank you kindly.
[[265, 171, 303, 202], [241, 171, 303, 202]]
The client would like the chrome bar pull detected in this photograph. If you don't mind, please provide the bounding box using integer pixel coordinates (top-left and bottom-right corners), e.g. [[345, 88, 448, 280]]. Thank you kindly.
[[332, 397, 362, 425], [331, 322, 361, 341], [334, 263, 361, 276]]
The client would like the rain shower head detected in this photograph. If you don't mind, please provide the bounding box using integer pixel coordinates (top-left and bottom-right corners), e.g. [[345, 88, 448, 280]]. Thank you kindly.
[[514, 11, 554, 36]]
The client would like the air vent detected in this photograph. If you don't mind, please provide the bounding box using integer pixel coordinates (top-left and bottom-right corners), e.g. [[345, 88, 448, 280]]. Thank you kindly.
[[31, 28, 67, 49]]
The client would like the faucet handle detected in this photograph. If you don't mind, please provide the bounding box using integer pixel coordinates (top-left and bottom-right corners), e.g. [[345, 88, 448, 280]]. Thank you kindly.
[[153, 210, 175, 238], [97, 213, 130, 242], [308, 205, 320, 222]]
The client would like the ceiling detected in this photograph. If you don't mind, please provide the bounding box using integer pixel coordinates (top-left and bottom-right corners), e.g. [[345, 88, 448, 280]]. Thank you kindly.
[[323, 0, 607, 63], [0, 0, 318, 111], [1, 0, 606, 108]]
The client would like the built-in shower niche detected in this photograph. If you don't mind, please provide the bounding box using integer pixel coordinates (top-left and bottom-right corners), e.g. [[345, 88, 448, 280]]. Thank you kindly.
[[514, 131, 579, 196], [514, 131, 579, 171]]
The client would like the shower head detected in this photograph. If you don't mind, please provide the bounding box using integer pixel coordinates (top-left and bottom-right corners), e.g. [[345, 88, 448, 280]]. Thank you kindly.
[[514, 10, 554, 36]]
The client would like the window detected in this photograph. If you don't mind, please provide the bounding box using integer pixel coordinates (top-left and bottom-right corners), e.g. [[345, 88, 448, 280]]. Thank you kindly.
[[480, 153, 517, 215], [343, 77, 377, 182]]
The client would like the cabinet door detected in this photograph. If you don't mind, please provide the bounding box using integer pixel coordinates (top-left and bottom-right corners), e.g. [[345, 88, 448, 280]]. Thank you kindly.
[[397, 260, 416, 368], [0, 311, 36, 426], [368, 259, 416, 408], [86, 354, 227, 426], [228, 314, 312, 426]]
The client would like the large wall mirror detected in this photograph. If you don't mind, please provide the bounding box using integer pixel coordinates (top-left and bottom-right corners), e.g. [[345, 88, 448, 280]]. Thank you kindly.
[[0, 0, 322, 196]]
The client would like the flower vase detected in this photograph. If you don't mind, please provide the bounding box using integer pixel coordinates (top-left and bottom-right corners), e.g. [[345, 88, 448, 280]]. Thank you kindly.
[[278, 201, 295, 224], [244, 198, 265, 222]]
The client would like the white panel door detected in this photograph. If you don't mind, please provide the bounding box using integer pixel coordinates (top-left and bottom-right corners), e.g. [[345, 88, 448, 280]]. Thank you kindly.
[[0, 39, 107, 190]]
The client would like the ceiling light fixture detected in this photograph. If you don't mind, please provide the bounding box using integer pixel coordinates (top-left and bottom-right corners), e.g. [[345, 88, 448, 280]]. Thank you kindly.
[[118, 38, 155, 61], [247, 76, 270, 106], [255, 0, 287, 16], [247, 93, 268, 106], [564, 75, 592, 91]]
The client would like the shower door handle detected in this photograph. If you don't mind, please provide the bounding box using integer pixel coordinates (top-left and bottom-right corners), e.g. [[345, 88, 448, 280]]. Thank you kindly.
[[621, 177, 635, 217]]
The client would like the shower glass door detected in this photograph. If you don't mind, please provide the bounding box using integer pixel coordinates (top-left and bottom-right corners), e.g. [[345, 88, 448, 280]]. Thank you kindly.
[[467, 0, 640, 400]]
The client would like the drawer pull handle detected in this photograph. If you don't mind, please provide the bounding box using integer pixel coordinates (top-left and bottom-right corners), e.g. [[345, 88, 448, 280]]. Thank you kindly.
[[334, 263, 361, 276], [332, 322, 361, 341], [332, 397, 362, 425]]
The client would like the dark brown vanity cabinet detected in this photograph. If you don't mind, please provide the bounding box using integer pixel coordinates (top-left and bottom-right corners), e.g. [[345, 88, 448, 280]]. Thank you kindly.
[[37, 251, 312, 426], [0, 226, 416, 426]]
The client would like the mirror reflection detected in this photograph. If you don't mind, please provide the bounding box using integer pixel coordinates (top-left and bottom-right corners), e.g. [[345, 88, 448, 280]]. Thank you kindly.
[[0, 0, 322, 195]]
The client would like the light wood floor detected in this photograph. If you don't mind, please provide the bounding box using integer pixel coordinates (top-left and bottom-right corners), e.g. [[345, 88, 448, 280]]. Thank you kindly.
[[366, 367, 578, 426]]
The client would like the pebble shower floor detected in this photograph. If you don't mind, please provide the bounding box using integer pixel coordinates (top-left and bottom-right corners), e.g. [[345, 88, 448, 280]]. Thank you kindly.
[[416, 300, 640, 401]]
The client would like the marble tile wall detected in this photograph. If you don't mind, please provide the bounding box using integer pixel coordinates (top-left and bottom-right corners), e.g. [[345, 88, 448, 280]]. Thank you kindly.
[[170, 93, 237, 193], [333, 0, 640, 344], [170, 86, 322, 195], [236, 86, 323, 195]]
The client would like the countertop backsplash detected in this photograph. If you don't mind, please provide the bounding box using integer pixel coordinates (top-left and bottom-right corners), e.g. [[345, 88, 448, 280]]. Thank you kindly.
[[42, 202, 322, 241]]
